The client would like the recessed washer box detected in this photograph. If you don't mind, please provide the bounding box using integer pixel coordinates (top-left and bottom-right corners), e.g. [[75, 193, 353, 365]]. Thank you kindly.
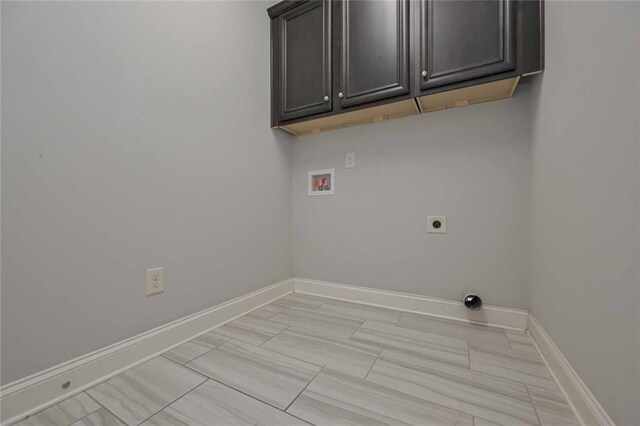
[[308, 169, 335, 196]]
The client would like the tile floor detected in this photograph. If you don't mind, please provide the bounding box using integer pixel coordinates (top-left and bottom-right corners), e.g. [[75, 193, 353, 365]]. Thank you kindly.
[[14, 293, 580, 426]]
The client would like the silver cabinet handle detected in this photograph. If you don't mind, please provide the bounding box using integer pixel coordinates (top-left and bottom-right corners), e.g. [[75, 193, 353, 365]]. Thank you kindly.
[[421, 70, 427, 77], [338, 92, 344, 99], [323, 95, 329, 102]]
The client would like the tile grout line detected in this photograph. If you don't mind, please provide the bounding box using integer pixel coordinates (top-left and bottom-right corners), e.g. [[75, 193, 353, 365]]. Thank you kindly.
[[134, 378, 210, 425], [83, 362, 206, 426], [369, 347, 539, 405], [258, 324, 292, 347], [283, 367, 324, 413], [344, 313, 368, 339], [57, 295, 563, 426], [83, 384, 131, 426], [125, 356, 210, 425], [194, 375, 285, 412], [190, 334, 230, 350], [160, 335, 223, 365], [192, 335, 329, 374], [277, 295, 325, 312], [313, 303, 404, 325], [466, 348, 560, 389], [524, 384, 544, 426], [521, 330, 583, 423], [76, 392, 129, 426], [272, 305, 367, 339], [198, 379, 315, 425], [352, 360, 494, 425], [255, 326, 384, 374], [106, 355, 219, 426], [398, 311, 515, 333], [523, 329, 569, 385], [359, 357, 540, 425], [302, 300, 558, 391], [505, 332, 516, 351], [233, 305, 549, 421], [162, 334, 231, 367], [364, 314, 508, 348], [468, 346, 550, 371], [12, 393, 103, 426], [346, 319, 366, 339], [254, 346, 327, 371], [160, 345, 214, 367], [362, 345, 385, 381], [349, 318, 551, 385], [474, 415, 502, 426], [167, 345, 319, 418], [357, 336, 558, 396]]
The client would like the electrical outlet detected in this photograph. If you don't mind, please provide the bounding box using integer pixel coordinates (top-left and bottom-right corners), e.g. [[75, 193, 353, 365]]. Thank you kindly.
[[146, 267, 164, 296], [345, 152, 356, 168], [427, 216, 447, 233]]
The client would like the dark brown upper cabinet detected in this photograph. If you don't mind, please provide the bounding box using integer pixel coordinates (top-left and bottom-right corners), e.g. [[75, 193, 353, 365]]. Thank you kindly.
[[335, 0, 410, 109], [418, 0, 516, 90], [272, 0, 332, 123], [268, 0, 544, 136]]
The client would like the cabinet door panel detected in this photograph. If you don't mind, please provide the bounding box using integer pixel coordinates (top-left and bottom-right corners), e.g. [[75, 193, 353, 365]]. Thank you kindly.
[[278, 1, 331, 122], [420, 0, 515, 90], [338, 0, 409, 109]]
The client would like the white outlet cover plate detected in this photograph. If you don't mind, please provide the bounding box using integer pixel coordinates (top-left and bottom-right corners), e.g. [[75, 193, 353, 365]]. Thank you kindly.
[[146, 267, 164, 296], [345, 153, 356, 168], [427, 216, 447, 233]]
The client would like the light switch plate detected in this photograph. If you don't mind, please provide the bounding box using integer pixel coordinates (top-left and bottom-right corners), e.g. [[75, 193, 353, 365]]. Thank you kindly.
[[146, 267, 164, 296], [427, 216, 447, 233], [345, 153, 356, 168]]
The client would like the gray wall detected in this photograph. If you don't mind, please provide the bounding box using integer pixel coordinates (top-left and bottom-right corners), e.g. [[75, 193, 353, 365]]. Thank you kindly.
[[292, 91, 532, 309], [3, 3, 639, 424], [528, 2, 640, 425], [1, 1, 293, 384], [292, 3, 640, 423]]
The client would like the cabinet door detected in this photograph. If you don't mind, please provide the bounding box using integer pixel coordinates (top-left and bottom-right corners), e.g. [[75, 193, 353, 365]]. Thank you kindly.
[[337, 0, 410, 109], [277, 0, 331, 122], [419, 0, 516, 90]]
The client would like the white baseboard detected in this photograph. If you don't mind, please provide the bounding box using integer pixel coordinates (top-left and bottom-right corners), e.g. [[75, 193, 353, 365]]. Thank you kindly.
[[293, 277, 529, 330], [294, 277, 613, 426], [0, 279, 294, 426], [528, 313, 615, 426], [2, 277, 613, 426]]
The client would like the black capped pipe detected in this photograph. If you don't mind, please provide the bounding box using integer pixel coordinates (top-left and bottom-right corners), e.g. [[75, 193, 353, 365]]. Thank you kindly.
[[463, 294, 482, 311]]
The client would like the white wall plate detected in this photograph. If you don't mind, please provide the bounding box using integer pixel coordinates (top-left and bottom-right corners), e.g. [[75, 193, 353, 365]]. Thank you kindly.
[[146, 267, 165, 296], [427, 216, 447, 233]]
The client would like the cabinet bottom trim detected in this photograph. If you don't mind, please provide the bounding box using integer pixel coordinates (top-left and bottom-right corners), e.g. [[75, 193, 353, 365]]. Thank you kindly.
[[417, 77, 521, 113], [280, 99, 419, 136]]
